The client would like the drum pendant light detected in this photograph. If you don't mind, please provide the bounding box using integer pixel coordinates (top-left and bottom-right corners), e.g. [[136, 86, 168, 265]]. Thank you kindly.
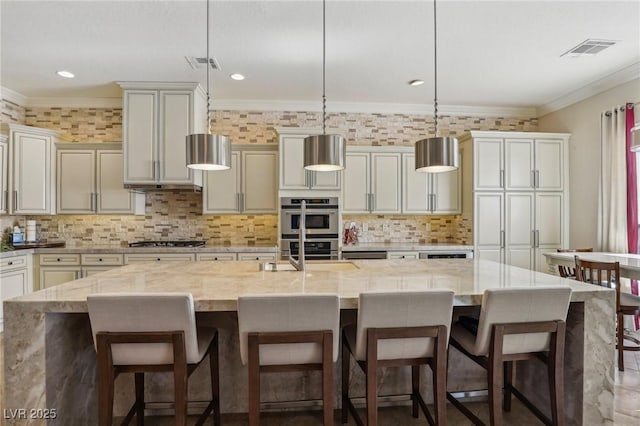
[[303, 0, 345, 172], [415, 0, 459, 173], [186, 0, 231, 171]]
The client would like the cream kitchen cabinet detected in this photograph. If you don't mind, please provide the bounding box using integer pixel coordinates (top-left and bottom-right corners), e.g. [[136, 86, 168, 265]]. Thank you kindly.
[[37, 253, 124, 289], [0, 253, 32, 331], [57, 144, 144, 214], [387, 251, 419, 260], [402, 153, 460, 214], [237, 252, 277, 261], [469, 132, 567, 192], [343, 148, 401, 214], [196, 253, 237, 261], [124, 253, 196, 264], [119, 82, 206, 187], [0, 135, 7, 214], [203, 148, 277, 214], [276, 127, 341, 191], [1, 124, 60, 214]]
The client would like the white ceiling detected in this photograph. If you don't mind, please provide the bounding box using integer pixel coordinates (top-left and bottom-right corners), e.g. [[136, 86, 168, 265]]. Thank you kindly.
[[1, 0, 639, 113]]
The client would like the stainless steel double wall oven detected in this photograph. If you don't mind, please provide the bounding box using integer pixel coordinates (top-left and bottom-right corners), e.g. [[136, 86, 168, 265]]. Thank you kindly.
[[280, 197, 339, 260]]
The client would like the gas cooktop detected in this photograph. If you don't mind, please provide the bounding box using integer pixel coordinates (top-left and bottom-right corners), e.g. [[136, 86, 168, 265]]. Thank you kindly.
[[128, 240, 206, 248]]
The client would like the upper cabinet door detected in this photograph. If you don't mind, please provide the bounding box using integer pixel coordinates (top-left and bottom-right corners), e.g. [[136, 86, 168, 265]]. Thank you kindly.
[[57, 150, 95, 213], [279, 135, 308, 189], [0, 140, 7, 214], [342, 152, 370, 213], [12, 131, 53, 214], [431, 168, 461, 214], [242, 151, 277, 213], [97, 150, 137, 214], [474, 138, 503, 190], [402, 153, 428, 213], [505, 138, 534, 190], [203, 152, 241, 213], [371, 152, 401, 213], [311, 169, 341, 190], [159, 90, 193, 184], [123, 90, 157, 183], [535, 139, 563, 191]]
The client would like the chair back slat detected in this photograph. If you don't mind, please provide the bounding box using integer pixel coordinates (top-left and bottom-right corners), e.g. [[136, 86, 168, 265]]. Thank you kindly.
[[557, 248, 593, 278], [574, 256, 620, 310]]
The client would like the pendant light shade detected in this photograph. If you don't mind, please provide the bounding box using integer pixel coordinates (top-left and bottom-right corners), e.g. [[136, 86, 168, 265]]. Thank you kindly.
[[304, 134, 346, 171], [415, 0, 459, 173], [185, 0, 232, 171], [631, 125, 640, 152], [303, 0, 345, 172], [186, 133, 231, 170], [415, 136, 459, 173]]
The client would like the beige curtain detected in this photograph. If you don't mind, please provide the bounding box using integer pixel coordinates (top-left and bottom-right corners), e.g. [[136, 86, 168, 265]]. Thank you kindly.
[[598, 106, 627, 252]]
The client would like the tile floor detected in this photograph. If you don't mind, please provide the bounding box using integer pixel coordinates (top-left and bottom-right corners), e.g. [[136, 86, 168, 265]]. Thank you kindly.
[[1, 334, 639, 425]]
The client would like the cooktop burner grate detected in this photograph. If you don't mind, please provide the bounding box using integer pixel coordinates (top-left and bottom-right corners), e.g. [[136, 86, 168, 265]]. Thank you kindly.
[[128, 240, 206, 248]]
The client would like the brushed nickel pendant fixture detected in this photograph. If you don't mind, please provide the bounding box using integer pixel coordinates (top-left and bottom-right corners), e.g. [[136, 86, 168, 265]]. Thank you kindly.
[[303, 0, 345, 172], [415, 0, 459, 173], [186, 0, 231, 171]]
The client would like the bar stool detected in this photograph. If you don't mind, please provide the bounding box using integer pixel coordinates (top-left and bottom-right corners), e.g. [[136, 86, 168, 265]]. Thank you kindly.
[[448, 286, 572, 426], [238, 293, 340, 426], [574, 257, 640, 371], [556, 248, 593, 278], [342, 290, 455, 426], [87, 293, 220, 426]]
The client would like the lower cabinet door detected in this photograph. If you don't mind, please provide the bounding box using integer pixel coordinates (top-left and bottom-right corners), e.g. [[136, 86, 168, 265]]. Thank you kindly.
[[40, 267, 81, 289], [0, 268, 28, 330]]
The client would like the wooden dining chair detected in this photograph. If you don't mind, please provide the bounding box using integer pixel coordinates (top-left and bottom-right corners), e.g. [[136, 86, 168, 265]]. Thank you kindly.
[[448, 286, 572, 426], [574, 257, 640, 371], [556, 248, 593, 278], [342, 290, 455, 426], [87, 293, 220, 426]]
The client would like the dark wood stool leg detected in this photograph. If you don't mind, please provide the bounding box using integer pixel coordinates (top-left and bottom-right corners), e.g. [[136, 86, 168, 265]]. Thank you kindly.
[[617, 312, 625, 371], [366, 329, 379, 426], [96, 335, 114, 426], [248, 333, 260, 426], [411, 365, 420, 418], [211, 332, 221, 426], [341, 332, 349, 424], [322, 331, 334, 426], [503, 361, 513, 412], [489, 326, 505, 426], [433, 326, 447, 426], [172, 334, 188, 426], [549, 324, 566, 426], [135, 372, 145, 425]]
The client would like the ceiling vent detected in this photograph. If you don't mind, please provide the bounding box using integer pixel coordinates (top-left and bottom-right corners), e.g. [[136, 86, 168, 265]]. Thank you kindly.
[[561, 39, 617, 57], [185, 56, 221, 71]]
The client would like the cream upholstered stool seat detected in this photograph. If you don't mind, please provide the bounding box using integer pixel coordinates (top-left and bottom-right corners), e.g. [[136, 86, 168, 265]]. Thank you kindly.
[[342, 290, 455, 426], [87, 293, 220, 426], [238, 293, 340, 426], [447, 286, 572, 426], [574, 257, 640, 371]]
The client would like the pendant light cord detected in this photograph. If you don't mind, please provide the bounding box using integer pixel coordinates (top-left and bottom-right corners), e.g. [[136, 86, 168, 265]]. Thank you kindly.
[[322, 0, 327, 135], [433, 0, 438, 138], [206, 0, 212, 135]]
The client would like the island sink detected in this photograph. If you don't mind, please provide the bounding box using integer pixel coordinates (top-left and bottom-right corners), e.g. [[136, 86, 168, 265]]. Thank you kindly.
[[260, 261, 359, 272]]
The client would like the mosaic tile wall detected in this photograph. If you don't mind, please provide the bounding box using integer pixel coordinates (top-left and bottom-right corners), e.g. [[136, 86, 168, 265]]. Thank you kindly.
[[2, 105, 537, 247], [343, 214, 473, 245], [1, 99, 25, 124]]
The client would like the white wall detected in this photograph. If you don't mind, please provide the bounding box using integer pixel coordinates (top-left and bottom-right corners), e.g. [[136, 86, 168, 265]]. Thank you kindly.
[[538, 78, 640, 249]]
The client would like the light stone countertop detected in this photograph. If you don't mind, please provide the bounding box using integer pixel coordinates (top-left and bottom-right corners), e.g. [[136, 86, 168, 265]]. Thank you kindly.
[[11, 258, 611, 312], [0, 244, 280, 256]]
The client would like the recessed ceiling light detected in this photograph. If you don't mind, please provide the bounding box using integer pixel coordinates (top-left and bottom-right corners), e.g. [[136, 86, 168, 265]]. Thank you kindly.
[[230, 73, 245, 81], [56, 70, 75, 78], [408, 79, 424, 86]]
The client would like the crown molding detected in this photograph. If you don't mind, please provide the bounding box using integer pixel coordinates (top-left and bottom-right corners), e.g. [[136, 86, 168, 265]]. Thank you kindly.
[[212, 99, 537, 118], [1, 86, 536, 117], [0, 86, 27, 106], [537, 62, 640, 117]]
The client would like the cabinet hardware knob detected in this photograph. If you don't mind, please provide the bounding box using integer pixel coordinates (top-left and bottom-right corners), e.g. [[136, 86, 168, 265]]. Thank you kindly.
[[214, 257, 218, 260], [8, 261, 13, 265], [156, 258, 161, 261], [57, 258, 61, 262], [99, 258, 103, 262]]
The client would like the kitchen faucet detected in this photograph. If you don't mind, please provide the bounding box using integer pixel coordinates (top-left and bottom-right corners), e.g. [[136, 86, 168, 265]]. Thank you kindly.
[[289, 200, 306, 271]]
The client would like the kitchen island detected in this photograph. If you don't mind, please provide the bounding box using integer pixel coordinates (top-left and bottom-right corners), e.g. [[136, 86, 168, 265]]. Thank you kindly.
[[4, 259, 614, 425]]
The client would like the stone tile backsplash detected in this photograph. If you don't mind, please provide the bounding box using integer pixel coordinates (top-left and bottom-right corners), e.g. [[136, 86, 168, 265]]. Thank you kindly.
[[1, 102, 536, 246]]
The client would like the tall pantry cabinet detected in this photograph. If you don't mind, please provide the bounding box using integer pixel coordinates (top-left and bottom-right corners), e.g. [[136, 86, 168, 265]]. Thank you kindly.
[[460, 131, 570, 272]]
